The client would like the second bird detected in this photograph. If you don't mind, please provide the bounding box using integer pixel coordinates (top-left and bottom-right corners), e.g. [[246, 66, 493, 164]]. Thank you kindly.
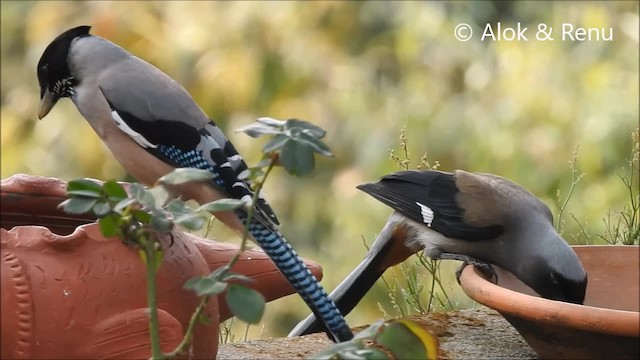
[[290, 169, 587, 336], [36, 25, 353, 342]]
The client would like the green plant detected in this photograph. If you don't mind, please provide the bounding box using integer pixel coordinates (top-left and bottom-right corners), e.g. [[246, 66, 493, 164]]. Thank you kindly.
[[556, 146, 585, 236], [312, 318, 438, 360], [556, 128, 639, 246], [60, 117, 334, 359], [598, 128, 640, 245]]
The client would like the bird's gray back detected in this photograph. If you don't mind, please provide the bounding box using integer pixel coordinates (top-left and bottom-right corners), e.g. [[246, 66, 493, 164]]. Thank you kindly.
[[455, 170, 554, 228], [69, 35, 209, 129]]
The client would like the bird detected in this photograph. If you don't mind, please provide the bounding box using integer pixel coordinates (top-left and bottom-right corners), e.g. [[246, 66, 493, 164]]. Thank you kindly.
[[36, 25, 353, 342], [289, 169, 587, 336]]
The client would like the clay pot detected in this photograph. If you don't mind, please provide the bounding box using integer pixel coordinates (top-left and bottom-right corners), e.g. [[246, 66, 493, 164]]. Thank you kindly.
[[459, 245, 640, 359], [1, 174, 323, 359]]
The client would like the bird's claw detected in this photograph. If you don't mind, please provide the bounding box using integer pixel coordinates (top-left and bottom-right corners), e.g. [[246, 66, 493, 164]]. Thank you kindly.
[[455, 260, 498, 285]]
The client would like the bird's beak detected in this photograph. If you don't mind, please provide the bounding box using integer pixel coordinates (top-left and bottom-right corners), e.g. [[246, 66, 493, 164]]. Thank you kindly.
[[38, 88, 56, 120], [288, 218, 417, 337]]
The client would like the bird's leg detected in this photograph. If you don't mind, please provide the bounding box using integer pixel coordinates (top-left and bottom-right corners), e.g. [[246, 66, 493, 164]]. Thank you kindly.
[[435, 253, 498, 285]]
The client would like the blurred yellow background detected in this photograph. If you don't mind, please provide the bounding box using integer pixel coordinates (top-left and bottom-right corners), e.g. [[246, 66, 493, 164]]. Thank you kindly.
[[1, 1, 638, 340]]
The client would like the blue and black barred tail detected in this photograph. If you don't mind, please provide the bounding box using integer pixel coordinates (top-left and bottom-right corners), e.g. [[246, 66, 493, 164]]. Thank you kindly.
[[241, 213, 354, 342]]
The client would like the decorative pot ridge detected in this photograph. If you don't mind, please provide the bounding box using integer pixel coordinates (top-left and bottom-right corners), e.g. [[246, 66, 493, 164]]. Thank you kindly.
[[2, 173, 70, 195], [2, 217, 219, 359], [1, 173, 325, 359]]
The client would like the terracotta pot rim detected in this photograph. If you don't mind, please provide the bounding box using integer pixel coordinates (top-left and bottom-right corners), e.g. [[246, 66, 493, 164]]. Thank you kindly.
[[459, 245, 640, 338], [3, 221, 113, 243]]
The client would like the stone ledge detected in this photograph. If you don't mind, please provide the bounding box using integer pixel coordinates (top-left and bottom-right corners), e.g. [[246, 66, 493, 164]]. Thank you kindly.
[[218, 307, 536, 359]]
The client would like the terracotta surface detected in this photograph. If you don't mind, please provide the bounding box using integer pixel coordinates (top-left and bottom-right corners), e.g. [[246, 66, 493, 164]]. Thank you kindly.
[[459, 245, 640, 359], [0, 174, 323, 359]]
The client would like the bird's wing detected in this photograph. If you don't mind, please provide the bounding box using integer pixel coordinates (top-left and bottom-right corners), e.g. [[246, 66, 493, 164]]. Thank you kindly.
[[357, 170, 503, 241], [97, 59, 279, 226]]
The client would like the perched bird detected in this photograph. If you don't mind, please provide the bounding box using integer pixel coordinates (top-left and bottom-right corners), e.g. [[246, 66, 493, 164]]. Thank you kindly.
[[290, 169, 587, 336], [36, 25, 353, 342]]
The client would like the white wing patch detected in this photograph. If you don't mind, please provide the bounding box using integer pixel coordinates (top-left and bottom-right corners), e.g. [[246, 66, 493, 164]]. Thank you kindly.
[[237, 169, 251, 180], [416, 202, 434, 227], [111, 110, 157, 148], [232, 181, 248, 189]]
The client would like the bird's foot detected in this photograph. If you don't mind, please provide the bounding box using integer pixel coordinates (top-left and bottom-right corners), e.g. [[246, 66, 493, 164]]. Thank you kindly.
[[455, 260, 497, 285], [435, 253, 497, 285]]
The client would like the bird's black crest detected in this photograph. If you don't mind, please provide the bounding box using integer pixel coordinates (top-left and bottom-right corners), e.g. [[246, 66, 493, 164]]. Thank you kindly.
[[357, 170, 503, 241], [37, 25, 92, 96]]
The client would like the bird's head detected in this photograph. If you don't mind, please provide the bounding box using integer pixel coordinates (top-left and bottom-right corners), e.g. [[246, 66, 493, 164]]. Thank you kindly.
[[37, 25, 91, 119], [514, 228, 588, 305]]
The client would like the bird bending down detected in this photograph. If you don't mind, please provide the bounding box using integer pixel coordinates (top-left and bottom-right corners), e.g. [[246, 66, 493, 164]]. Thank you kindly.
[[289, 169, 587, 336], [37, 25, 353, 342]]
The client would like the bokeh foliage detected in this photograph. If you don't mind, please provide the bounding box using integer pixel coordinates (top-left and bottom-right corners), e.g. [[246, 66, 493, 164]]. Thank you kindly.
[[1, 1, 638, 338]]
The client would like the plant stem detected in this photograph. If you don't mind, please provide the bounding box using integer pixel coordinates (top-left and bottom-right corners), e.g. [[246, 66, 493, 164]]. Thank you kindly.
[[557, 146, 583, 231], [144, 237, 163, 359], [164, 295, 209, 358]]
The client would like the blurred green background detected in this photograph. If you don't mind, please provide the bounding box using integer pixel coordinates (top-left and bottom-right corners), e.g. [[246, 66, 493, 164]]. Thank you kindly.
[[2, 1, 638, 340]]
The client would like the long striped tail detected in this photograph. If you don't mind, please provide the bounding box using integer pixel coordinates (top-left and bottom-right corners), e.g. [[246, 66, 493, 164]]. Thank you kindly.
[[240, 213, 354, 342]]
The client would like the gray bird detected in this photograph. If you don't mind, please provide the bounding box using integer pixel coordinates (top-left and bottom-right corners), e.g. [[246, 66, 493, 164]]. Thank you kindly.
[[37, 25, 353, 342], [289, 169, 587, 336]]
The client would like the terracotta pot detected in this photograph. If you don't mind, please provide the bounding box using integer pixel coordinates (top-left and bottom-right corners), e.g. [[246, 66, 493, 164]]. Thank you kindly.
[[459, 245, 640, 359], [1, 174, 323, 359]]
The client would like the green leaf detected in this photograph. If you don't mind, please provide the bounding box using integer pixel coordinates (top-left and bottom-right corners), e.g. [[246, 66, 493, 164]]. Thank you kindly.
[[135, 188, 156, 209], [225, 284, 265, 324], [98, 214, 120, 237], [262, 134, 290, 154], [279, 140, 315, 176], [184, 277, 229, 296], [219, 272, 254, 284], [313, 319, 439, 360], [165, 199, 192, 216], [158, 168, 213, 185], [132, 209, 152, 223], [103, 180, 128, 200], [375, 320, 438, 360], [67, 179, 103, 194], [114, 198, 137, 213], [196, 199, 245, 213], [128, 183, 155, 209], [59, 197, 98, 214], [284, 118, 326, 138], [149, 186, 170, 207], [235, 118, 285, 138], [257, 117, 286, 127], [295, 132, 334, 157], [92, 201, 112, 217], [174, 213, 205, 230], [66, 190, 103, 198], [127, 183, 145, 198], [183, 276, 203, 289], [208, 265, 231, 281], [150, 213, 172, 232]]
